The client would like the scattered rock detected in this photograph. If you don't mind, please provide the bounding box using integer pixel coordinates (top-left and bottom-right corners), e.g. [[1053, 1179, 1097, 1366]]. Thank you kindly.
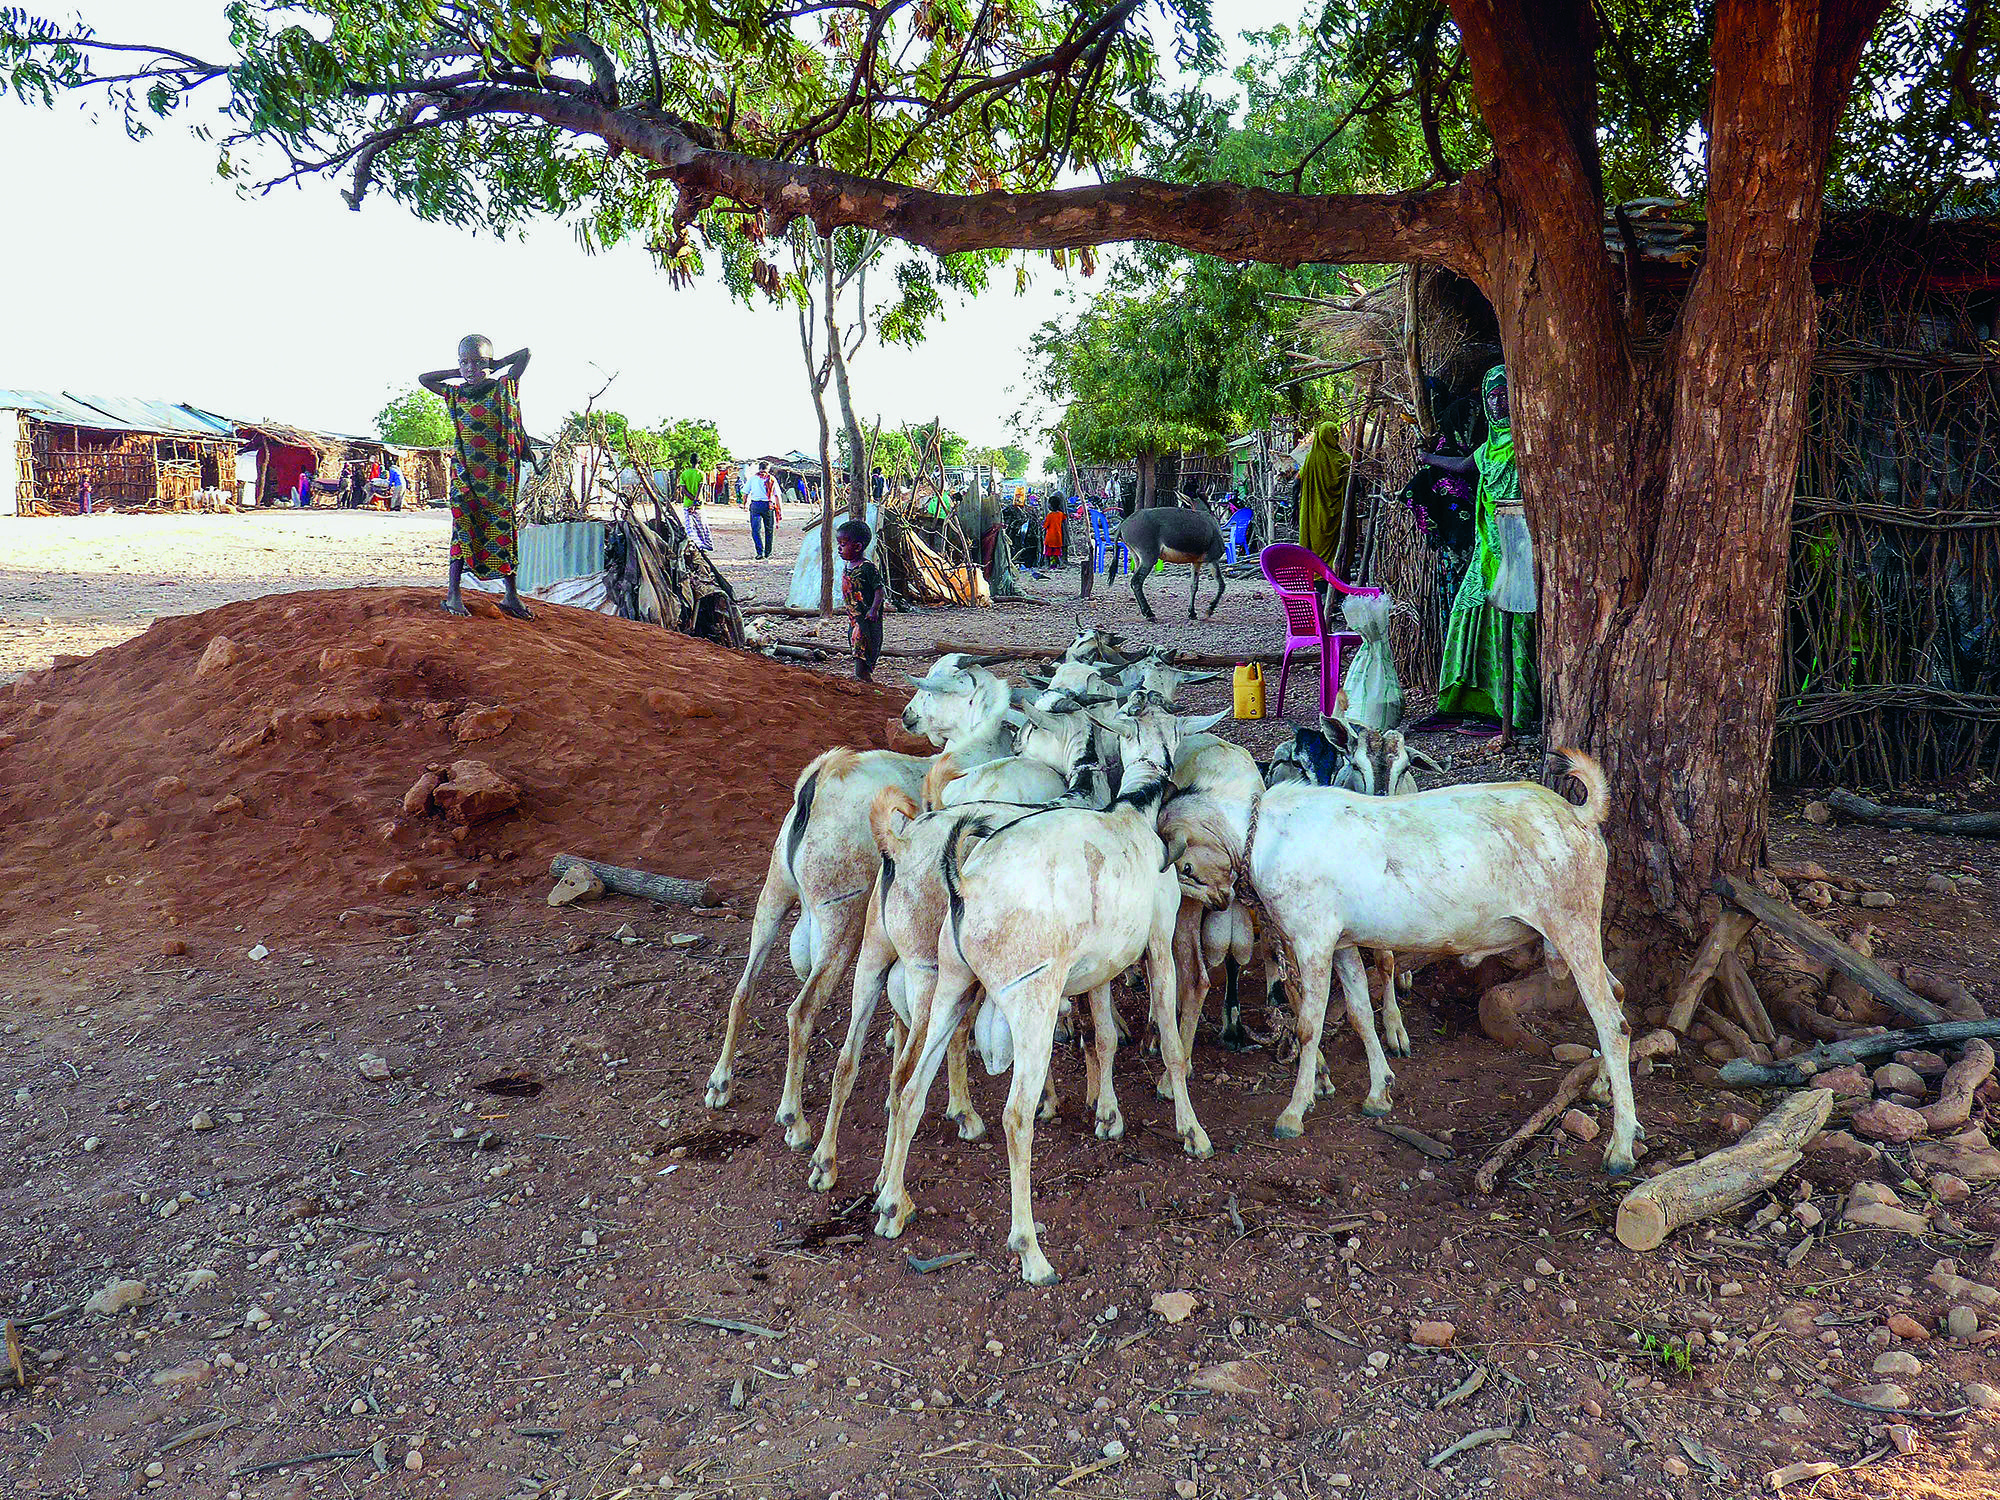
[[1885, 1312, 1930, 1342], [187, 1109, 214, 1132], [1852, 1100, 1928, 1144], [1887, 1423, 1917, 1455], [401, 772, 442, 817], [1560, 1109, 1599, 1142], [1934, 1173, 1972, 1204], [1872, 1349, 1922, 1377], [209, 792, 245, 815], [452, 704, 515, 742], [1798, 880, 1835, 909], [151, 774, 188, 800], [580, 1230, 599, 1248], [613, 923, 640, 945], [1815, 1065, 1872, 1098], [1897, 1050, 1949, 1079], [1843, 1182, 1930, 1235], [1550, 1043, 1593, 1063], [1661, 1455, 1689, 1478], [84, 1278, 147, 1316], [1914, 1126, 2000, 1182], [1719, 1112, 1754, 1138], [1189, 1360, 1268, 1396], [431, 759, 521, 826], [1964, 1382, 2000, 1410], [1802, 800, 1832, 825], [1100, 1439, 1126, 1461], [161, 938, 189, 957], [1926, 873, 1958, 895], [181, 1268, 219, 1293], [669, 932, 704, 947], [1410, 1321, 1455, 1348], [1858, 890, 1897, 908], [452, 913, 476, 928], [243, 1305, 271, 1329], [1872, 1062, 1927, 1097], [1949, 1306, 1981, 1340], [194, 635, 244, 679], [1929, 1264, 2000, 1308], [1845, 1381, 1909, 1409], [150, 1361, 212, 1391], [405, 1449, 423, 1472], [1150, 1291, 1199, 1324], [1776, 1405, 1808, 1425], [246, 944, 269, 961], [81, 1136, 102, 1153], [1812, 1130, 1880, 1165], [548, 865, 606, 908], [376, 864, 423, 895], [318, 644, 388, 675], [354, 1052, 392, 1082], [1794, 1202, 1823, 1230]]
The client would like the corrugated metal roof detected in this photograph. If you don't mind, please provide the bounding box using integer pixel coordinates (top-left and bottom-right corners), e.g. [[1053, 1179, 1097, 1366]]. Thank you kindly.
[[0, 388, 236, 438], [66, 394, 237, 438]]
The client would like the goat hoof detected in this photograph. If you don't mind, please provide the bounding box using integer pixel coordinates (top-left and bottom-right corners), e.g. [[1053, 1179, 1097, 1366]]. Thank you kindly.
[[1183, 1128, 1213, 1160], [1272, 1117, 1303, 1140], [1155, 1073, 1174, 1101], [874, 1203, 912, 1239], [1218, 1027, 1257, 1053], [951, 1110, 987, 1143], [1095, 1111, 1125, 1142], [807, 1157, 836, 1192], [782, 1122, 814, 1152], [1360, 1097, 1393, 1118], [702, 1080, 732, 1110], [1019, 1254, 1060, 1287], [1603, 1147, 1638, 1177]]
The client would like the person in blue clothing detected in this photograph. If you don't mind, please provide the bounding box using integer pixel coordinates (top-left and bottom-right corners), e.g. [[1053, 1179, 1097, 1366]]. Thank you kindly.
[[1224, 493, 1255, 563]]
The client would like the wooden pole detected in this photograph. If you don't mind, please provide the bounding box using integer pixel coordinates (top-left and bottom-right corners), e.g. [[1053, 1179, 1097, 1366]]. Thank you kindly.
[[549, 854, 711, 907], [1614, 1089, 1834, 1252]]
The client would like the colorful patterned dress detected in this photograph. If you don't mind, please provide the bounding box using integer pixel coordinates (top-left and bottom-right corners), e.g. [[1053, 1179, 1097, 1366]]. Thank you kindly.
[[444, 377, 528, 579]]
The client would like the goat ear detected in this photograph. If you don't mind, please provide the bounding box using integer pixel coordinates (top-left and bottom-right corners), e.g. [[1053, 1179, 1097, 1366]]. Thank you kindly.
[[1178, 710, 1228, 737], [1180, 670, 1222, 683], [1407, 745, 1447, 776], [1020, 704, 1060, 731], [1318, 714, 1357, 749], [1159, 831, 1189, 871]]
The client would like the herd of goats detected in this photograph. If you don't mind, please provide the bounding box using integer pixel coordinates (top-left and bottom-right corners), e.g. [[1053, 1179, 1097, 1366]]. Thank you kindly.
[[700, 631, 1635, 1285]]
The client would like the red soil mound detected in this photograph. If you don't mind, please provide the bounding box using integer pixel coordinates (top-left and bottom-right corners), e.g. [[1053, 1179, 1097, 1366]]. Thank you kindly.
[[0, 588, 908, 946]]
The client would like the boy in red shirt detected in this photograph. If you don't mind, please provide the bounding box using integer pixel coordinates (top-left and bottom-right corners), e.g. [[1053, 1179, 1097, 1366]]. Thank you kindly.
[[1042, 496, 1065, 568]]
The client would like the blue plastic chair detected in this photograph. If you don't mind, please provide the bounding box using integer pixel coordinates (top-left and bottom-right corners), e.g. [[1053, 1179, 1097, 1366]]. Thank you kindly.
[[1089, 506, 1127, 579]]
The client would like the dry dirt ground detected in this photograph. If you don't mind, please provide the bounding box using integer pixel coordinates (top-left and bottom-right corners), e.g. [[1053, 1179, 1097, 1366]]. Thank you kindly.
[[3, 513, 2000, 1500]]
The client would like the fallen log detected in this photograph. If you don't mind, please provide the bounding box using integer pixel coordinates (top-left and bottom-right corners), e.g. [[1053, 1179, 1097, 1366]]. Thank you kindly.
[[548, 854, 711, 907], [1826, 788, 2000, 837], [1614, 1088, 1835, 1252], [1715, 875, 1942, 1026], [1715, 950, 1778, 1046], [1715, 1018, 2000, 1087], [1473, 1029, 1677, 1193]]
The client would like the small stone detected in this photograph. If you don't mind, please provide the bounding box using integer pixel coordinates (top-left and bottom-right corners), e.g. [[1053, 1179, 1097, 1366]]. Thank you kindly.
[[580, 1230, 599, 1248], [1777, 1405, 1808, 1425], [244, 1305, 271, 1328], [1852, 1100, 1928, 1144], [1798, 879, 1835, 908], [1802, 800, 1832, 825], [1100, 1439, 1125, 1460], [1718, 1111, 1754, 1138], [1873, 1062, 1927, 1097], [613, 924, 641, 945], [1846, 1381, 1909, 1409], [1794, 1202, 1823, 1230], [1189, 1360, 1267, 1396], [1897, 1050, 1949, 1079], [209, 793, 244, 815], [1720, 1281, 1745, 1297], [1926, 873, 1958, 895], [82, 1136, 102, 1153], [1859, 890, 1896, 908], [161, 938, 189, 957], [453, 913, 476, 928], [1550, 1043, 1593, 1063], [151, 774, 188, 800], [1933, 1173, 1971, 1204], [1873, 1349, 1922, 1376], [1560, 1109, 1599, 1142], [548, 866, 606, 908], [1661, 1455, 1689, 1478], [181, 1268, 218, 1293], [150, 1361, 212, 1390], [1949, 1306, 1980, 1340], [1150, 1291, 1198, 1324], [84, 1278, 147, 1316], [670, 932, 703, 947], [1886, 1312, 1929, 1341], [984, 1339, 1004, 1356], [1963, 1381, 2000, 1409], [401, 772, 442, 818], [1175, 1482, 1199, 1500], [1410, 1321, 1455, 1347], [246, 944, 269, 961], [188, 1109, 214, 1132], [1887, 1423, 1917, 1455], [1534, 1258, 1556, 1278], [377, 863, 423, 895], [405, 1449, 424, 1472], [355, 1052, 392, 1082], [431, 759, 521, 826], [452, 704, 515, 743], [194, 635, 244, 679], [1815, 1064, 1872, 1098], [144, 1462, 165, 1479], [158, 1197, 180, 1219], [351, 1398, 368, 1416]]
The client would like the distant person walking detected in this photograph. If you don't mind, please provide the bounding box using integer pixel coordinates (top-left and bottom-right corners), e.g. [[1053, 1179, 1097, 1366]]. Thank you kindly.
[[746, 461, 780, 558], [296, 469, 313, 508], [387, 461, 406, 512], [679, 453, 705, 510], [347, 462, 369, 510], [79, 474, 93, 515]]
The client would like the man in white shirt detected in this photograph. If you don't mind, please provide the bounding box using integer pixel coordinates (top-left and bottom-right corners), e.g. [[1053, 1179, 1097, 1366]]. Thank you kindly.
[[746, 462, 781, 558]]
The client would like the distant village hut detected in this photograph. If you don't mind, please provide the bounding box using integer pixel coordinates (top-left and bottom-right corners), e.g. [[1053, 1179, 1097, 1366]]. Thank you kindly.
[[2, 390, 239, 514]]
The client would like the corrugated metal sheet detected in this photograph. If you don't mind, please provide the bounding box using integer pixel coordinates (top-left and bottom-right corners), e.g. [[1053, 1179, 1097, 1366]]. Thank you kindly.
[[0, 388, 158, 433], [517, 521, 607, 594], [66, 394, 237, 438]]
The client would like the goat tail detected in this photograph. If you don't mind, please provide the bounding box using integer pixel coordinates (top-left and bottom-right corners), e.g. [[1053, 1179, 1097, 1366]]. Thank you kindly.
[[1552, 748, 1610, 825], [870, 785, 921, 861], [922, 753, 964, 810]]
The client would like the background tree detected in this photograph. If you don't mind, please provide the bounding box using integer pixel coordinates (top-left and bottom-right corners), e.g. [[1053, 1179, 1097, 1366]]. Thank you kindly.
[[376, 386, 453, 448], [11, 1, 1997, 930]]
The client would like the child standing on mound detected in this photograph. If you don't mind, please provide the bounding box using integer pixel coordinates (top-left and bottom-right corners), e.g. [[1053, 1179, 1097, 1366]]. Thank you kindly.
[[837, 518, 885, 681]]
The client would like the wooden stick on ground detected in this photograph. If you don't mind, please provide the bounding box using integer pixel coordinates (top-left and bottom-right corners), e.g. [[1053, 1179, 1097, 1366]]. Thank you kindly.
[[1717, 1017, 2000, 1087], [1715, 950, 1778, 1046], [1614, 1088, 1834, 1251], [1716, 875, 1943, 1026], [1696, 1005, 1762, 1063], [1473, 1029, 1677, 1194], [1826, 788, 2000, 837], [1663, 911, 1756, 1034], [548, 855, 711, 907]]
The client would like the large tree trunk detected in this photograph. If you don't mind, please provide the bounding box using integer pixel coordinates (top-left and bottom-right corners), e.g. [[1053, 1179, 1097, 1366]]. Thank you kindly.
[[1454, 0, 1882, 931], [796, 291, 835, 616]]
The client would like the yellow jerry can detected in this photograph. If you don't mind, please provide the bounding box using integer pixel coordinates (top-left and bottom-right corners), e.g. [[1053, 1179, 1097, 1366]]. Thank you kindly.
[[1233, 662, 1265, 720]]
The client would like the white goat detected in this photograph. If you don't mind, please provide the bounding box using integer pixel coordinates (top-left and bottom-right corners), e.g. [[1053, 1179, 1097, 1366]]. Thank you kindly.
[[872, 703, 1222, 1285], [929, 695, 1107, 809], [703, 659, 1014, 1149], [1117, 647, 1224, 704], [1159, 753, 1642, 1173]]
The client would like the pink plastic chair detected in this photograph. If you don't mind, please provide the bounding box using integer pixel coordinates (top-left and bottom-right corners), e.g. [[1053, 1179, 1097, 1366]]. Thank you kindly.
[[1258, 543, 1382, 719]]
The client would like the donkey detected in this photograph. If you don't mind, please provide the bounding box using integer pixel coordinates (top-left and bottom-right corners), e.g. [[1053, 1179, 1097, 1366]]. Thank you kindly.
[[1120, 506, 1226, 621]]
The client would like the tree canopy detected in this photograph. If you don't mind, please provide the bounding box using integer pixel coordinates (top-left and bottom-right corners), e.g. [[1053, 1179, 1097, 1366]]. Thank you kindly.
[[376, 386, 453, 448]]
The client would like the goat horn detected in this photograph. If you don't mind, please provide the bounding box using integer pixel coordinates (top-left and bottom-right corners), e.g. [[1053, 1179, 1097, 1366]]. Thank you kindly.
[[901, 670, 960, 692]]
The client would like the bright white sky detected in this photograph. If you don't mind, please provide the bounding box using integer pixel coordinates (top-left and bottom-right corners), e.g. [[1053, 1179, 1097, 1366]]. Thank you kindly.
[[0, 2, 1295, 459]]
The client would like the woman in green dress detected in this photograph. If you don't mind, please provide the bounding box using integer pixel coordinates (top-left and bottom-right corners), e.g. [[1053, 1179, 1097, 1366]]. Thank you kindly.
[[1421, 364, 1538, 741], [420, 334, 535, 620]]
